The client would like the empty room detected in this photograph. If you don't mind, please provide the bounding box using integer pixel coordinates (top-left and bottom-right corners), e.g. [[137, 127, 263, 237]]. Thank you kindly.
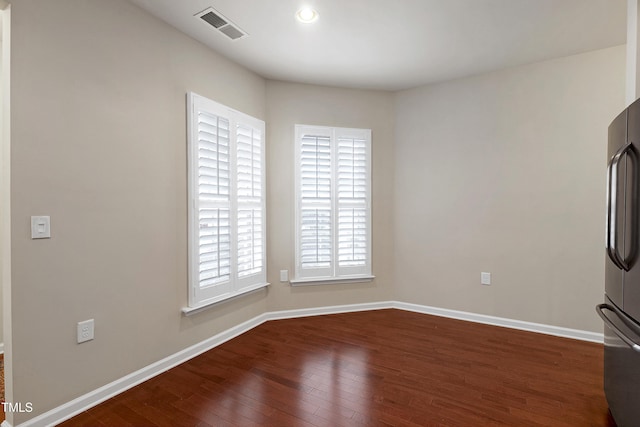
[[0, 0, 637, 426]]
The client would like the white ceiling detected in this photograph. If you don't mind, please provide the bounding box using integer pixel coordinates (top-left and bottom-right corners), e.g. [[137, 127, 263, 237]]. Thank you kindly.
[[129, 0, 627, 91]]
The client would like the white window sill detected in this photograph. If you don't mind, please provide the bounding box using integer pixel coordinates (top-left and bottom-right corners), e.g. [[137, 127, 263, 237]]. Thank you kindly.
[[181, 282, 270, 316], [289, 275, 375, 287]]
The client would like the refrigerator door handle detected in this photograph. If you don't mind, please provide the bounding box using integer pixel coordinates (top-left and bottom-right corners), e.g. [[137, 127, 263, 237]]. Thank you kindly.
[[607, 142, 633, 271], [606, 157, 619, 268], [596, 303, 640, 353]]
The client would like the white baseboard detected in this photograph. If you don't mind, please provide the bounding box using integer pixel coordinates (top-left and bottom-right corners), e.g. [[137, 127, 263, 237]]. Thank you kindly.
[[13, 300, 602, 426], [266, 300, 393, 321], [392, 301, 604, 343]]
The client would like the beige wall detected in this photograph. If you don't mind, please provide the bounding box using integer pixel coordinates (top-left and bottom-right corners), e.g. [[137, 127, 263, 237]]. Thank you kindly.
[[265, 81, 396, 310], [10, 0, 268, 422], [394, 45, 626, 332]]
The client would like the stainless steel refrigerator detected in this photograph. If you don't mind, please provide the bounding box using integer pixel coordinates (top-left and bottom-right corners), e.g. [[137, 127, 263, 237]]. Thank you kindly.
[[598, 98, 640, 427]]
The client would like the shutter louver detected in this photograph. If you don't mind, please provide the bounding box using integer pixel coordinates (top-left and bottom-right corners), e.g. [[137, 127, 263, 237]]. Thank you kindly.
[[198, 112, 230, 201], [338, 208, 367, 266], [199, 208, 231, 286], [237, 124, 262, 203], [237, 209, 263, 277], [301, 135, 331, 201], [337, 137, 367, 201], [301, 208, 332, 268]]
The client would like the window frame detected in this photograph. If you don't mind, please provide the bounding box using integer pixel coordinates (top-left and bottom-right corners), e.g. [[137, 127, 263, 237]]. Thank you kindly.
[[293, 124, 373, 285], [185, 92, 267, 313]]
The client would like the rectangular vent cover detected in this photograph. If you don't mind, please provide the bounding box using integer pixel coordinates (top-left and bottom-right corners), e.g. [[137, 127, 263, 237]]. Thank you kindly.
[[201, 11, 227, 28], [195, 7, 247, 40]]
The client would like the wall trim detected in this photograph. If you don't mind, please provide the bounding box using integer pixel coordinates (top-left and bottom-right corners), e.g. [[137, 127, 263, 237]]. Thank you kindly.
[[266, 301, 393, 321], [393, 301, 604, 343], [14, 300, 602, 427]]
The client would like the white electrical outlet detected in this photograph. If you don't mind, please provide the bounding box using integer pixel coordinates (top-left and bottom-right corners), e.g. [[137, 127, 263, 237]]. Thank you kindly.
[[77, 319, 94, 343], [280, 270, 289, 282], [481, 272, 491, 285]]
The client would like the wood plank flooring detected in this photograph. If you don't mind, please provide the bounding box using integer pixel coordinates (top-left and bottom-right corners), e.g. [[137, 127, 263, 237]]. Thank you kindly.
[[60, 309, 614, 426]]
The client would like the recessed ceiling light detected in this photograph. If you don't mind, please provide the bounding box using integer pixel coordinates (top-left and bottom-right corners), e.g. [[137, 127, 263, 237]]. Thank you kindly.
[[296, 7, 318, 24]]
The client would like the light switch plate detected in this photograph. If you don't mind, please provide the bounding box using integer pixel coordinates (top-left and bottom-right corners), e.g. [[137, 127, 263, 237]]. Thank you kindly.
[[280, 270, 289, 282], [31, 216, 51, 239]]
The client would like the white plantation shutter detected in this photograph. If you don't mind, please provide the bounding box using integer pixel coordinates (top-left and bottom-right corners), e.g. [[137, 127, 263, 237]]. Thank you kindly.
[[196, 111, 232, 296], [188, 93, 266, 309], [295, 125, 371, 282], [236, 123, 264, 283], [299, 132, 333, 277], [337, 135, 369, 276]]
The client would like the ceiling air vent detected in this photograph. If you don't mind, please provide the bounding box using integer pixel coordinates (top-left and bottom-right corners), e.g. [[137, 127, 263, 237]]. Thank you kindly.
[[195, 7, 247, 41]]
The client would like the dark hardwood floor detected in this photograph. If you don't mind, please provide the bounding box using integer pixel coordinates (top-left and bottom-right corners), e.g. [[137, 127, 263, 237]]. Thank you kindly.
[[60, 309, 615, 426]]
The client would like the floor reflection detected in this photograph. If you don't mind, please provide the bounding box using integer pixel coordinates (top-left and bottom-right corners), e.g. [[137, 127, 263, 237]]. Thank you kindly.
[[299, 346, 372, 424]]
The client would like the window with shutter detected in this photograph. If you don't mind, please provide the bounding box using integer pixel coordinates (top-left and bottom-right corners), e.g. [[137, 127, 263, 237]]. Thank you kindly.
[[186, 93, 267, 311], [294, 125, 372, 284]]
